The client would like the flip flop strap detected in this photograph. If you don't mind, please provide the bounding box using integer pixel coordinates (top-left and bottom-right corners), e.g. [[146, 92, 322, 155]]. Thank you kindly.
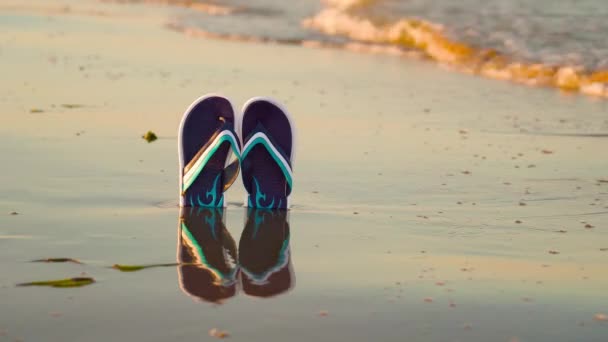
[[182, 125, 241, 193], [241, 128, 293, 191]]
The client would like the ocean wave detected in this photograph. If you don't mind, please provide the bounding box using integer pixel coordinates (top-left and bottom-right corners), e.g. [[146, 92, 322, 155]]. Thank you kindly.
[[166, 22, 304, 45], [167, 19, 428, 60], [302, 3, 608, 98], [100, 0, 235, 15], [321, 0, 371, 10]]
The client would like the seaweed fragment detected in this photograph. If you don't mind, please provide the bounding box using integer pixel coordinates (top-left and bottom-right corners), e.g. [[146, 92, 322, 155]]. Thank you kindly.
[[61, 104, 84, 109], [111, 263, 178, 272], [31, 258, 83, 264], [17, 277, 95, 288], [142, 131, 158, 143]]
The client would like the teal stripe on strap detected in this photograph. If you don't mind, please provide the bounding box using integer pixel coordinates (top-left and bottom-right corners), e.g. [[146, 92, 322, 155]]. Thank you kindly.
[[241, 136, 293, 189], [182, 133, 241, 192]]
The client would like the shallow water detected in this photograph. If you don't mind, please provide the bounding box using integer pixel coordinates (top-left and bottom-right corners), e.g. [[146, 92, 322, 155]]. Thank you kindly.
[[1, 2, 608, 341]]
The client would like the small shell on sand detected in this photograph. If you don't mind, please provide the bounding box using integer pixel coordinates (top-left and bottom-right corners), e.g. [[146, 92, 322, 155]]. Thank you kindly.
[[594, 313, 607, 321], [209, 328, 230, 339]]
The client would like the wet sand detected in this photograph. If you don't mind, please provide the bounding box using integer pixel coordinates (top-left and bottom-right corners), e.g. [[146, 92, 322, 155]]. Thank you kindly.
[[0, 1, 607, 341]]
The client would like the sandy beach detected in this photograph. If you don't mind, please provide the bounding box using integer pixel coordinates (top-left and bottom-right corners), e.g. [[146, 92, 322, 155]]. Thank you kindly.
[[1, 1, 607, 341]]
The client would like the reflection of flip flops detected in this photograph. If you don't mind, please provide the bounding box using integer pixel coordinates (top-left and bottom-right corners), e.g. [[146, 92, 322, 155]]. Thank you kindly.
[[238, 97, 295, 209], [177, 207, 238, 304], [179, 94, 241, 208], [239, 209, 294, 298]]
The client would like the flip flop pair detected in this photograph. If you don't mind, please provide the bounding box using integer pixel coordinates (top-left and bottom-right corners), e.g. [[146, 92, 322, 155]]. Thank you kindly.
[[178, 95, 295, 209]]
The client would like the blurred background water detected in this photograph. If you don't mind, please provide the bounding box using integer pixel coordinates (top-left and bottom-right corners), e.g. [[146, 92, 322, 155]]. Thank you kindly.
[[172, 0, 608, 70]]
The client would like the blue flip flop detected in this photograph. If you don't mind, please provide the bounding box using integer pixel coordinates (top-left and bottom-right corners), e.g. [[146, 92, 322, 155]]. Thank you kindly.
[[238, 97, 296, 209], [179, 94, 241, 207]]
